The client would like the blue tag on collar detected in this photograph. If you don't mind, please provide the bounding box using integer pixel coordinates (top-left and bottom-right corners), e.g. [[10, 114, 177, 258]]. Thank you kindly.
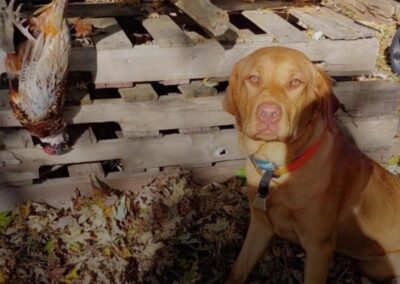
[[250, 156, 277, 172]]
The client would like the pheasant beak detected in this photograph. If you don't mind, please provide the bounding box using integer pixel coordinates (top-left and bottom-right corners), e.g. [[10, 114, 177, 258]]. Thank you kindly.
[[42, 143, 69, 155]]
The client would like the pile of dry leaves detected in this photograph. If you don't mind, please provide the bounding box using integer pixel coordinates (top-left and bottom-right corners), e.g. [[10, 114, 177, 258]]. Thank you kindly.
[[0, 171, 366, 283]]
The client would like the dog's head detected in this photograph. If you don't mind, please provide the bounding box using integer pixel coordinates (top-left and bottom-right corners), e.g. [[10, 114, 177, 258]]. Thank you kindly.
[[224, 47, 338, 144]]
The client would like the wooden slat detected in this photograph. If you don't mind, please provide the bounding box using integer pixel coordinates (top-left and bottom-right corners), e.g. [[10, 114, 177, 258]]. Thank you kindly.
[[68, 36, 379, 84], [1, 120, 397, 183], [143, 16, 193, 47], [0, 129, 244, 182], [1, 81, 398, 129], [0, 49, 6, 75], [0, 129, 33, 149], [334, 81, 400, 119], [242, 10, 307, 43], [0, 160, 245, 210], [173, 0, 229, 37], [0, 92, 10, 110], [338, 117, 398, 151], [121, 129, 160, 139], [1, 81, 398, 183], [289, 7, 376, 40], [68, 162, 104, 177], [178, 81, 217, 98], [119, 84, 158, 102], [19, 0, 298, 18], [89, 18, 132, 50], [1, 102, 399, 183], [179, 127, 212, 134], [74, 127, 97, 145], [0, 91, 232, 131], [224, 24, 273, 44], [212, 0, 293, 11]]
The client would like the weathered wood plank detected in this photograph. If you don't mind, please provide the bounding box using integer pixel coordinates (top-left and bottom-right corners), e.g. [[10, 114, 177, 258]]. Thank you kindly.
[[242, 10, 307, 43], [74, 127, 97, 145], [0, 160, 245, 210], [19, 0, 296, 18], [289, 7, 376, 40], [0, 116, 397, 183], [178, 81, 218, 98], [338, 117, 398, 151], [212, 0, 293, 11], [0, 91, 232, 130], [172, 0, 229, 37], [68, 162, 104, 177], [334, 81, 400, 118], [119, 84, 158, 102], [1, 81, 397, 129], [0, 129, 244, 182], [88, 18, 132, 50], [143, 16, 193, 47], [0, 129, 33, 149], [224, 24, 273, 44], [0, 92, 10, 110], [0, 49, 6, 75], [67, 37, 379, 84], [0, 80, 397, 184], [324, 0, 400, 23]]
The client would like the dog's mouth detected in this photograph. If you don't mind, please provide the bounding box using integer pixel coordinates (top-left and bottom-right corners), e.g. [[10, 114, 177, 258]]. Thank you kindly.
[[244, 114, 286, 142], [252, 127, 279, 141]]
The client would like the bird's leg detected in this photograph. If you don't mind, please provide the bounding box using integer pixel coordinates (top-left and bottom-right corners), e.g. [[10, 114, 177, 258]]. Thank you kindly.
[[6, 0, 36, 42]]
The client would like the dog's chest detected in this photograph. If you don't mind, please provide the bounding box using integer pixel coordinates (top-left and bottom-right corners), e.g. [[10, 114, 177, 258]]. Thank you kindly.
[[247, 172, 318, 244], [247, 183, 305, 243], [266, 201, 301, 243]]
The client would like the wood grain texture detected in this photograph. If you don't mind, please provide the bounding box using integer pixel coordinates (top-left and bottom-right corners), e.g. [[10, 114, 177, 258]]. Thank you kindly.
[[0, 129, 33, 149], [325, 0, 400, 23], [289, 7, 376, 40], [0, 160, 245, 210], [334, 81, 400, 119], [212, 0, 293, 11], [143, 15, 193, 47], [119, 84, 158, 102], [68, 36, 379, 84], [0, 129, 244, 182], [68, 162, 105, 177], [1, 81, 398, 129], [173, 0, 229, 37], [242, 10, 307, 43], [90, 18, 132, 50]]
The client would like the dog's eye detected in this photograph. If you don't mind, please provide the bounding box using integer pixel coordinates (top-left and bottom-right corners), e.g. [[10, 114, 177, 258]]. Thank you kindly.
[[289, 79, 303, 88], [248, 75, 260, 84]]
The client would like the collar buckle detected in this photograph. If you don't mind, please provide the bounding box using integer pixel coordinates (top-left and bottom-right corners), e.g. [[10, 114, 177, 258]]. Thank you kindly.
[[249, 155, 278, 176], [252, 169, 274, 211]]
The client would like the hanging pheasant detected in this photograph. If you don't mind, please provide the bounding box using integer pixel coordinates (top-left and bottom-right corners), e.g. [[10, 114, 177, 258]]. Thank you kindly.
[[5, 0, 71, 155]]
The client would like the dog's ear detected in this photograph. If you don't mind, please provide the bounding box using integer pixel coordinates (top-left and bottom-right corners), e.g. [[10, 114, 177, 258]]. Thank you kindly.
[[314, 68, 339, 130], [224, 61, 243, 130]]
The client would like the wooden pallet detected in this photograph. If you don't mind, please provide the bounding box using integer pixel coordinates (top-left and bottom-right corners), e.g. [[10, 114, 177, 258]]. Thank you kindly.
[[0, 6, 378, 84], [0, 2, 394, 201], [0, 80, 399, 185]]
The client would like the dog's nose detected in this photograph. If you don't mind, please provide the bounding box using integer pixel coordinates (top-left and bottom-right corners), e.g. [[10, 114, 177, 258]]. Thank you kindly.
[[256, 103, 282, 124]]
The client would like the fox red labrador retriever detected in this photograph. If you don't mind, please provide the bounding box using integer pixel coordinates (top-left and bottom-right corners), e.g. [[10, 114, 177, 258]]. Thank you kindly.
[[224, 46, 400, 283]]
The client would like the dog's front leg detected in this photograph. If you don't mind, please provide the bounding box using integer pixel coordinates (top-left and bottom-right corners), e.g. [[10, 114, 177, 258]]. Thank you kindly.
[[303, 240, 334, 284], [227, 208, 274, 284]]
